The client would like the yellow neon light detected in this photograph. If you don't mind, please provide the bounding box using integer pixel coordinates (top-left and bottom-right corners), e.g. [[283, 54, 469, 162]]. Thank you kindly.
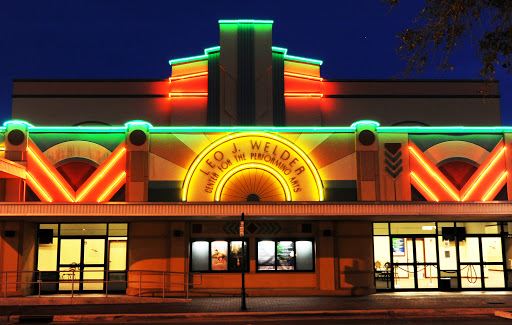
[[27, 146, 74, 202], [284, 92, 323, 98], [182, 132, 324, 202], [168, 92, 208, 98], [76, 147, 126, 202], [410, 171, 439, 202], [482, 171, 508, 201], [284, 72, 323, 81], [214, 163, 292, 202], [97, 171, 126, 202], [169, 71, 208, 81], [26, 171, 53, 202], [408, 145, 460, 201], [461, 146, 506, 201]]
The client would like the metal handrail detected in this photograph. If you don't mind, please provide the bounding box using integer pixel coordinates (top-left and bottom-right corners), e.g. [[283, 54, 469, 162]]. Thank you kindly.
[[0, 269, 200, 299]]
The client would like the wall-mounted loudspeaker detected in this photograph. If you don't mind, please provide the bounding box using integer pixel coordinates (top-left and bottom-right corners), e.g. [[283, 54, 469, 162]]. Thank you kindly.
[[38, 229, 53, 244]]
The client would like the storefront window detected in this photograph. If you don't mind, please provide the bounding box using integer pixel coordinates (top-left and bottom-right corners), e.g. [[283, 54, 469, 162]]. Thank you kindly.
[[257, 239, 314, 271], [374, 221, 508, 291], [390, 222, 436, 235], [191, 240, 247, 272]]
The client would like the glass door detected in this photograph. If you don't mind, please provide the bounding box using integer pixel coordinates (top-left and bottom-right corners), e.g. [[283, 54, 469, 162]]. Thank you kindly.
[[392, 236, 438, 289], [58, 238, 106, 292]]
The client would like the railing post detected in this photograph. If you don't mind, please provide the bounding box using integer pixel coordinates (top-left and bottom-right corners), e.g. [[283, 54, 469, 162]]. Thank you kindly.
[[138, 271, 141, 297], [162, 271, 165, 298], [4, 272, 7, 298], [186, 272, 189, 300], [105, 270, 108, 298], [71, 270, 75, 299], [38, 271, 41, 297]]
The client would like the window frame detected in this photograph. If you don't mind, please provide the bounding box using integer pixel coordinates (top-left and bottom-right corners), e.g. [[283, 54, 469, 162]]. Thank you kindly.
[[189, 239, 249, 273], [256, 238, 315, 272]]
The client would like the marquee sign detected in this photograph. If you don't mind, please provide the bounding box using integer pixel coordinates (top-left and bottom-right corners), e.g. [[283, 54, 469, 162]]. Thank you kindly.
[[182, 132, 324, 202]]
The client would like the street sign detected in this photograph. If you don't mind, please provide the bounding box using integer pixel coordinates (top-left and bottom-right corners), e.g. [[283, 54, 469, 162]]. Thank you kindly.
[[239, 221, 244, 237]]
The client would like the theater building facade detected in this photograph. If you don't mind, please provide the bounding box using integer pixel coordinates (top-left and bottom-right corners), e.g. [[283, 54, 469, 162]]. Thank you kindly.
[[1, 19, 511, 296]]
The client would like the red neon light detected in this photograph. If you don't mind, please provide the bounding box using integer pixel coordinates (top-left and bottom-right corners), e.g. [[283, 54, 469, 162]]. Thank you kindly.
[[408, 145, 460, 201], [97, 171, 126, 202], [26, 141, 127, 203], [482, 171, 508, 201], [461, 145, 506, 201], [169, 72, 208, 81], [410, 171, 439, 202], [168, 92, 208, 98], [284, 72, 323, 81], [27, 144, 75, 202], [75, 146, 127, 202], [284, 92, 323, 98], [26, 171, 53, 202]]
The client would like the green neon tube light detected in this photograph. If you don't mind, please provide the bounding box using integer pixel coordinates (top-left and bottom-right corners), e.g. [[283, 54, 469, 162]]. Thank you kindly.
[[204, 46, 221, 54], [351, 120, 381, 128], [272, 46, 288, 55], [3, 120, 34, 128], [377, 126, 512, 134], [168, 54, 208, 66], [5, 119, 512, 134], [284, 54, 323, 66], [218, 19, 274, 24]]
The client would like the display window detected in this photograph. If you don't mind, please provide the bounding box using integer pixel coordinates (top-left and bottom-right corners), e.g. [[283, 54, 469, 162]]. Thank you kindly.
[[256, 239, 314, 271], [190, 240, 248, 272]]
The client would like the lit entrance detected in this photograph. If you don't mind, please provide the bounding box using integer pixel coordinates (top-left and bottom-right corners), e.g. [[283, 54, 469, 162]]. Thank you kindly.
[[37, 223, 127, 294], [373, 222, 510, 291], [391, 236, 438, 289], [59, 238, 106, 291]]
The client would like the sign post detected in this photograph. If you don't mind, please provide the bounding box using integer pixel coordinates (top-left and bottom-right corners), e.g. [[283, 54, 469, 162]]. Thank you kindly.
[[240, 212, 247, 311]]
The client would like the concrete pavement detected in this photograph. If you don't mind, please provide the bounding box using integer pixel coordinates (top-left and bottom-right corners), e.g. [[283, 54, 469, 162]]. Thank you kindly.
[[1, 292, 512, 323]]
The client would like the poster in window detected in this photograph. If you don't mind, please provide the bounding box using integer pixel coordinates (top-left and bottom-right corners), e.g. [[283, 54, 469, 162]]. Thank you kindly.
[[277, 241, 295, 270], [229, 241, 246, 271], [392, 238, 405, 256], [211, 241, 228, 271], [258, 241, 275, 270]]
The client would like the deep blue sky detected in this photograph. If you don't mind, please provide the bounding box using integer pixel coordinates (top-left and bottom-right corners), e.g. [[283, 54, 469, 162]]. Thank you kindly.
[[1, 1, 511, 125]]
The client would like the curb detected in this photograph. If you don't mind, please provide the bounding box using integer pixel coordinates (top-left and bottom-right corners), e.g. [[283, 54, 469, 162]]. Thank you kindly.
[[2, 307, 508, 323], [495, 310, 512, 319]]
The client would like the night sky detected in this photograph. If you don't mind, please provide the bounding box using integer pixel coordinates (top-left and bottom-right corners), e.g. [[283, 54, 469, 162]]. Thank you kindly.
[[1, 1, 511, 125]]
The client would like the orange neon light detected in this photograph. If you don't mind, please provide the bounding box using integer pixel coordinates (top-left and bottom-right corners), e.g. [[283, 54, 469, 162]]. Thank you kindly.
[[169, 71, 208, 81], [27, 146, 74, 202], [410, 171, 439, 202], [75, 147, 126, 202], [284, 72, 323, 81], [461, 146, 506, 201], [96, 171, 126, 202], [408, 145, 460, 201], [284, 92, 323, 98], [26, 171, 53, 202], [482, 171, 508, 201], [168, 92, 208, 98]]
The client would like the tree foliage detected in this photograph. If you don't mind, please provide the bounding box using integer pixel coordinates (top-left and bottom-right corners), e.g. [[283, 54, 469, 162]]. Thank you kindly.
[[387, 0, 512, 78]]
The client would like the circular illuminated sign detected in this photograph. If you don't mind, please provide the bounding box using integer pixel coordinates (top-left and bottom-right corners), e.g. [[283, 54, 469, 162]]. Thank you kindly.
[[182, 133, 324, 202]]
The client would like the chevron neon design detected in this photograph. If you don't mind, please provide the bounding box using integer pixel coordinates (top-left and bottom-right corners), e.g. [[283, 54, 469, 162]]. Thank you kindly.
[[409, 141, 508, 202], [460, 144, 506, 201], [482, 171, 508, 201], [410, 171, 439, 202], [408, 144, 460, 201], [26, 142, 127, 203]]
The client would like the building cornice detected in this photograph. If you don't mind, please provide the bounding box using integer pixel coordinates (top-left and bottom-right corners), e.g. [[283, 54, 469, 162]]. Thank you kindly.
[[0, 202, 512, 221]]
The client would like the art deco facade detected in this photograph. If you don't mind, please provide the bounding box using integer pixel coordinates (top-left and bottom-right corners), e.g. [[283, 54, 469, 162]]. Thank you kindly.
[[0, 20, 509, 296]]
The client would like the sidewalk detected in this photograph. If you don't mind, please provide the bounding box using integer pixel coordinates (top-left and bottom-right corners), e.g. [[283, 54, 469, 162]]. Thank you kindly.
[[1, 292, 512, 322]]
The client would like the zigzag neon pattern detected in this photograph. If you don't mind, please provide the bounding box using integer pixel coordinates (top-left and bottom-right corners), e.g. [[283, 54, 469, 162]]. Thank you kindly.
[[26, 140, 127, 202], [409, 140, 508, 202]]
